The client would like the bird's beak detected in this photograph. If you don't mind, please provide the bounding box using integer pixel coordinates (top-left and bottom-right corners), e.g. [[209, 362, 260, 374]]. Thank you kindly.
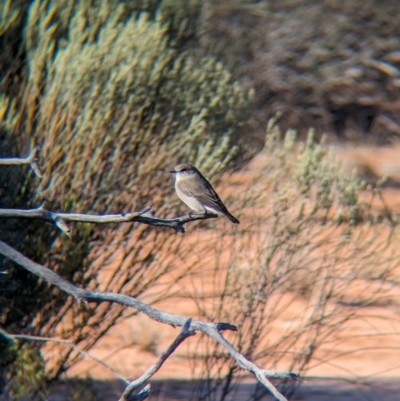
[[169, 170, 176, 174]]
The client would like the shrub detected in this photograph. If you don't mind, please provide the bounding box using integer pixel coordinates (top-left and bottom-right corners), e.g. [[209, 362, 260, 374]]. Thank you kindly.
[[199, 0, 400, 141], [1, 0, 251, 386], [178, 122, 400, 400]]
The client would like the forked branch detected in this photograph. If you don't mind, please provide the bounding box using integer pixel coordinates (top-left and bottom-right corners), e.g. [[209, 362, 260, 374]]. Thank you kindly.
[[0, 206, 218, 235], [0, 149, 298, 400], [120, 318, 196, 401], [2, 320, 196, 401], [0, 240, 299, 401], [0, 148, 218, 234], [0, 146, 42, 177]]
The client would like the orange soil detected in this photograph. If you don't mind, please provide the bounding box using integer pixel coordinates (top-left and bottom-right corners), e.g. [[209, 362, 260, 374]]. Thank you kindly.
[[64, 145, 400, 387]]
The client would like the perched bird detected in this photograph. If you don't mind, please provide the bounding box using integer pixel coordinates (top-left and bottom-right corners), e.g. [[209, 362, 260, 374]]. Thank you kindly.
[[170, 163, 240, 224]]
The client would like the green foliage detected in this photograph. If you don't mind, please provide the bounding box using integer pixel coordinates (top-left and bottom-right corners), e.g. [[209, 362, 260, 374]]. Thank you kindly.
[[0, 0, 251, 387], [18, 0, 249, 212], [296, 132, 362, 215], [265, 119, 364, 226], [8, 346, 47, 400], [65, 377, 97, 401], [0, 333, 17, 368]]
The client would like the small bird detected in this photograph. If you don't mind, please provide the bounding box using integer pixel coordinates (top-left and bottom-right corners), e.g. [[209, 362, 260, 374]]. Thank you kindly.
[[170, 163, 240, 224]]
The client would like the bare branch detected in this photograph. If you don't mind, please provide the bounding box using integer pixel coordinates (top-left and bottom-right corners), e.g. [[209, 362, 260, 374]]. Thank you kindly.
[[133, 211, 218, 233], [0, 240, 299, 400], [0, 206, 218, 235], [126, 385, 151, 401], [0, 328, 15, 342], [0, 146, 42, 178], [2, 322, 196, 401], [119, 318, 196, 401], [262, 370, 303, 382], [0, 206, 151, 236], [0, 148, 217, 233]]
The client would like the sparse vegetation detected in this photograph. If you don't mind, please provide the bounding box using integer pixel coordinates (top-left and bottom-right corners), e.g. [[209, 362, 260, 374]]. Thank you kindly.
[[200, 0, 400, 141], [1, 0, 251, 391], [5, 346, 47, 400], [2, 0, 400, 400], [178, 123, 400, 400]]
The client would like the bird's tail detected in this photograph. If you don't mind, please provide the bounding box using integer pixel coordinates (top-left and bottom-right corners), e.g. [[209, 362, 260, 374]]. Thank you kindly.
[[224, 211, 240, 224]]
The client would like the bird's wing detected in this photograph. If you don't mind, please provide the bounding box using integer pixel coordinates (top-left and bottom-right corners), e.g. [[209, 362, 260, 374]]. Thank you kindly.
[[179, 175, 229, 212]]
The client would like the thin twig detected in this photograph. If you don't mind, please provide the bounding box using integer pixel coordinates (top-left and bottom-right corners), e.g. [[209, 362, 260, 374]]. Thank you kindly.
[[0, 146, 42, 178], [1, 326, 198, 401], [2, 332, 126, 382], [119, 318, 196, 401], [0, 240, 299, 401], [0, 148, 218, 233], [0, 206, 218, 235]]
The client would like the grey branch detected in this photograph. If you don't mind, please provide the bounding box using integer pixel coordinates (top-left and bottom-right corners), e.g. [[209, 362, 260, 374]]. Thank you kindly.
[[133, 211, 218, 233], [0, 206, 218, 235], [0, 146, 42, 178], [125, 385, 151, 401], [0, 240, 300, 401], [119, 318, 196, 401], [1, 323, 195, 401], [0, 148, 218, 233]]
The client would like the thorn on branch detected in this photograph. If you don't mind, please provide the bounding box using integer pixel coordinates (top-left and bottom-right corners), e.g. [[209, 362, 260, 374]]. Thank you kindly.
[[77, 297, 88, 307], [29, 146, 42, 178], [174, 225, 186, 233]]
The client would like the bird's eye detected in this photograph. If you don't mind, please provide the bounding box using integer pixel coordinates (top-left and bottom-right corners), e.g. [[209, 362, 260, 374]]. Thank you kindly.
[[181, 168, 187, 172]]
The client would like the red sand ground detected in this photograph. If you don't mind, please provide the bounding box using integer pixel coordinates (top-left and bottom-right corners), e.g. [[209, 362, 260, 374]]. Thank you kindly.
[[60, 145, 400, 400]]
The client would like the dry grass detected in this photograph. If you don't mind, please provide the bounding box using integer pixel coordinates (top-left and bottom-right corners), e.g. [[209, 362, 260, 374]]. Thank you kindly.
[[1, 0, 251, 387], [159, 122, 400, 400], [2, 1, 400, 399], [200, 0, 400, 141], [20, 0, 249, 210]]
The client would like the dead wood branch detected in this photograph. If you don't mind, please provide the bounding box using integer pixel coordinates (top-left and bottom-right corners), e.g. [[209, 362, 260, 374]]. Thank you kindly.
[[133, 211, 218, 232], [120, 318, 196, 401], [0, 206, 218, 234], [0, 148, 217, 233], [0, 240, 299, 401], [0, 146, 42, 178], [2, 322, 195, 401], [125, 385, 151, 401]]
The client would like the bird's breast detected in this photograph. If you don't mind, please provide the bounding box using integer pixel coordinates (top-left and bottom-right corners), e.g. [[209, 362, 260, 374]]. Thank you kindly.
[[175, 184, 205, 212]]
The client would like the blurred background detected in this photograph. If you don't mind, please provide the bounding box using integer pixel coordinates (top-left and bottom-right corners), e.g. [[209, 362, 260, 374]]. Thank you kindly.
[[1, 0, 400, 400]]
